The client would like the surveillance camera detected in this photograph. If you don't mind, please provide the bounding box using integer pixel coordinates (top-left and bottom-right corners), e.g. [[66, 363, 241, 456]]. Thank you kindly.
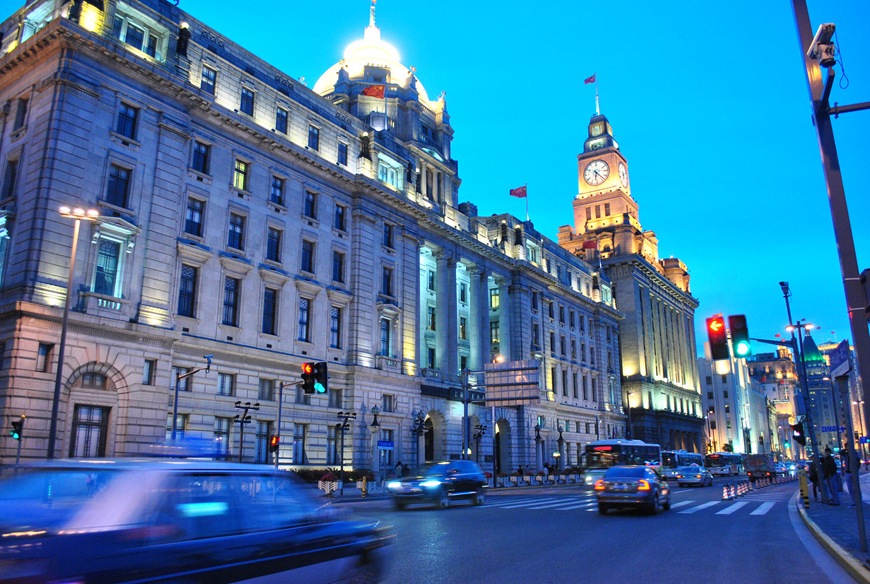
[[778, 281, 787, 287], [807, 23, 836, 67], [203, 355, 213, 360]]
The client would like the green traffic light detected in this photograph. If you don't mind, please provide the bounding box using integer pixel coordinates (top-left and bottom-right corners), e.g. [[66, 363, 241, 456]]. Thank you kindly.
[[734, 341, 751, 357], [314, 382, 326, 394]]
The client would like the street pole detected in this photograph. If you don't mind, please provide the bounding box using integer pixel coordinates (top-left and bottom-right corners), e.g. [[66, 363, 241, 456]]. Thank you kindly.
[[791, 1, 870, 456], [171, 356, 211, 441], [338, 411, 356, 496], [274, 382, 284, 470], [837, 375, 867, 551], [462, 368, 470, 460], [234, 401, 258, 463]]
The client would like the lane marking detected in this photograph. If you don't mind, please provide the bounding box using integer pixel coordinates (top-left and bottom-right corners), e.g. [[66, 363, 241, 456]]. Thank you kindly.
[[716, 502, 748, 515], [750, 502, 775, 515], [679, 501, 720, 514]]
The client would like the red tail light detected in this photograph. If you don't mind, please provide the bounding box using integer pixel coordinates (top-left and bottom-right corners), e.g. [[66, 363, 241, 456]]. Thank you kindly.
[[637, 479, 651, 491], [594, 479, 605, 490]]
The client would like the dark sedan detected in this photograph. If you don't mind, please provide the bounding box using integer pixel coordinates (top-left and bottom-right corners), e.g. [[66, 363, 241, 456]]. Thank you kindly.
[[595, 465, 671, 515], [386, 460, 486, 510], [0, 459, 392, 583]]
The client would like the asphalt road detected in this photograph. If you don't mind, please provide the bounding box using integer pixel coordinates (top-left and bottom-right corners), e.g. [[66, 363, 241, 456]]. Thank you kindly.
[[346, 478, 859, 584]]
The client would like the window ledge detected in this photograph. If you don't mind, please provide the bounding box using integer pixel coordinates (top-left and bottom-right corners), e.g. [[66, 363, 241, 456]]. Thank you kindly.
[[109, 131, 141, 149], [188, 168, 213, 184]]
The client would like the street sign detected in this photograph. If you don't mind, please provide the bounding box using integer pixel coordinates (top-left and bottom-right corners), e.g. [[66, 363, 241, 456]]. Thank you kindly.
[[830, 339, 851, 378], [377, 440, 394, 450], [860, 436, 869, 444], [820, 426, 846, 432]]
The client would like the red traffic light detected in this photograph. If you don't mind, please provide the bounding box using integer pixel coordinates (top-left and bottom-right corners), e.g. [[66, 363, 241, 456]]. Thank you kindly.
[[269, 434, 280, 453], [706, 315, 729, 360], [301, 362, 314, 375]]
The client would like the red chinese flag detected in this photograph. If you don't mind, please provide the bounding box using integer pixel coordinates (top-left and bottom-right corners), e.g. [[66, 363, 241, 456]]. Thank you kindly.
[[362, 85, 386, 98], [582, 240, 598, 249], [584, 74, 596, 85], [509, 185, 527, 198]]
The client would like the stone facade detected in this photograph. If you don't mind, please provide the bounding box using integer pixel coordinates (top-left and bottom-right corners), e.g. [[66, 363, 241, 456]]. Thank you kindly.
[[0, 0, 622, 474]]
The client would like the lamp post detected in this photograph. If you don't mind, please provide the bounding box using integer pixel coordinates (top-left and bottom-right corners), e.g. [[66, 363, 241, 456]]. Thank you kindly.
[[370, 405, 381, 484], [625, 389, 634, 440], [48, 206, 99, 459], [556, 426, 565, 472], [412, 409, 426, 470], [171, 355, 212, 441], [337, 411, 356, 496], [534, 424, 542, 472], [462, 368, 470, 460], [473, 424, 486, 463]]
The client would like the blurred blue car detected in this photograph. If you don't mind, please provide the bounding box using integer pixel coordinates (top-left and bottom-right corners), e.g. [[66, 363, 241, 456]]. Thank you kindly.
[[0, 459, 392, 583]]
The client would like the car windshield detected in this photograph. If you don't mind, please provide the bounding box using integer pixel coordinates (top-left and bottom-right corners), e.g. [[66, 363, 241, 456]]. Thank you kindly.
[[421, 462, 453, 477], [603, 466, 645, 479], [677, 466, 702, 473]]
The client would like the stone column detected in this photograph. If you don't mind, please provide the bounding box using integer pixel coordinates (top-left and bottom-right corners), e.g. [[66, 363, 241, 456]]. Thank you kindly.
[[435, 252, 458, 378], [469, 266, 488, 370], [497, 278, 512, 361]]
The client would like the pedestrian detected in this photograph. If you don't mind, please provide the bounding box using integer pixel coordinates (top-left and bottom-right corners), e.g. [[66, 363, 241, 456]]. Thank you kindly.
[[542, 464, 549, 477], [808, 460, 820, 502], [394, 461, 404, 478], [822, 447, 840, 505], [842, 443, 860, 506], [517, 465, 524, 476]]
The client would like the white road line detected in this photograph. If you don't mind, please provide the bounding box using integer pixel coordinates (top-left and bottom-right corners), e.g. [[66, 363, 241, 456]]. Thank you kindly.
[[716, 502, 748, 515], [679, 501, 720, 514], [750, 502, 775, 515], [669, 500, 695, 509]]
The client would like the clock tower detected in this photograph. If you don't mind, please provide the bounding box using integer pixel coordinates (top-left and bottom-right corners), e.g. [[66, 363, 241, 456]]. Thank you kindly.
[[572, 113, 638, 235]]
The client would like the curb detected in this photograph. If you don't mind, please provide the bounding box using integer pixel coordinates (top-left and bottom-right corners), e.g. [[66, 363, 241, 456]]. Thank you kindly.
[[795, 492, 870, 584]]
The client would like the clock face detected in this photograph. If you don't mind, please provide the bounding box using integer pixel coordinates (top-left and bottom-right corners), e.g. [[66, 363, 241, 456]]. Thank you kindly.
[[584, 160, 610, 186], [618, 162, 628, 187]]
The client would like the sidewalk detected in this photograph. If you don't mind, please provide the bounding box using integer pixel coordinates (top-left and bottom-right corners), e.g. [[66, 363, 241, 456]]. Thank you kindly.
[[799, 472, 870, 583]]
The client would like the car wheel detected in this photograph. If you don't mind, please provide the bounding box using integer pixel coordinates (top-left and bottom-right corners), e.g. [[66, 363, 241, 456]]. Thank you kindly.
[[598, 503, 608, 514], [394, 499, 406, 511], [647, 494, 659, 515], [474, 490, 485, 506], [662, 496, 670, 511], [437, 489, 449, 508]]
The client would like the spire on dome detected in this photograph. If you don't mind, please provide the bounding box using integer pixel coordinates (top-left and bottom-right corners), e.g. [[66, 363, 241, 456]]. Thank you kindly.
[[369, 0, 377, 29]]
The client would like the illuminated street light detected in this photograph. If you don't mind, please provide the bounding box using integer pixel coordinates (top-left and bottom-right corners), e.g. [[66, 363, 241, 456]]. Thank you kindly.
[[47, 206, 98, 459]]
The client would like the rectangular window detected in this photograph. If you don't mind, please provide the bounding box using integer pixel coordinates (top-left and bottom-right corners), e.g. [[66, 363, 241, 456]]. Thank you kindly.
[[490, 288, 500, 310], [185, 197, 204, 237], [332, 250, 345, 283], [37, 343, 53, 373], [301, 240, 315, 273], [490, 321, 500, 344], [2, 159, 19, 200], [258, 378, 275, 401], [240, 87, 255, 116], [262, 287, 278, 335], [427, 270, 435, 291], [256, 421, 271, 463], [570, 311, 575, 327], [573, 372, 579, 398], [382, 267, 393, 297], [275, 107, 288, 133], [228, 212, 245, 250], [586, 208, 592, 221], [143, 359, 156, 385], [298, 297, 310, 342], [223, 276, 240, 326], [201, 65, 217, 95], [307, 125, 320, 150], [12, 98, 28, 131], [338, 142, 348, 166], [293, 425, 306, 464], [459, 283, 467, 304], [113, 13, 162, 59], [192, 141, 210, 174], [303, 191, 317, 219], [217, 373, 235, 396], [380, 317, 391, 356], [214, 417, 231, 459], [459, 317, 467, 340], [605, 203, 611, 216], [233, 159, 249, 191], [266, 227, 282, 262], [116, 102, 138, 139], [427, 306, 436, 330], [383, 224, 393, 248], [173, 366, 191, 392], [270, 176, 284, 206], [69, 405, 109, 458], [178, 264, 197, 317], [334, 205, 347, 231], [94, 239, 121, 297], [330, 305, 342, 348], [427, 347, 436, 370], [106, 164, 131, 208]]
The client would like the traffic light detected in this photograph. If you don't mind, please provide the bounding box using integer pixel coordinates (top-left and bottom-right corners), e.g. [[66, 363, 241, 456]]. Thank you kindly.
[[268, 434, 280, 453], [312, 362, 328, 394], [791, 422, 807, 446], [301, 362, 316, 394], [9, 417, 24, 441], [728, 314, 752, 358], [706, 315, 729, 360]]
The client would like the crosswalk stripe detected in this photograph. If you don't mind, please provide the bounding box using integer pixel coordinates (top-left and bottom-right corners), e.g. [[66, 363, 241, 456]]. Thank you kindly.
[[669, 500, 695, 509], [716, 502, 748, 515], [750, 502, 775, 515], [679, 501, 720, 514]]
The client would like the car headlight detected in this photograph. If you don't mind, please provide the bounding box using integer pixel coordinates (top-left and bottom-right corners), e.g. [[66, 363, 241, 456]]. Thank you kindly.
[[386, 481, 401, 490], [420, 480, 442, 488]]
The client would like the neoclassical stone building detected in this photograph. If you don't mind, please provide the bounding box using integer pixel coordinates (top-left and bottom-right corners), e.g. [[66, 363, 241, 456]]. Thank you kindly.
[[559, 112, 704, 452], [0, 0, 624, 474]]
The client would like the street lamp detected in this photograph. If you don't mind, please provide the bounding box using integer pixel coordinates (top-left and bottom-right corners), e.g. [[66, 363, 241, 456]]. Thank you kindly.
[[48, 206, 99, 459], [337, 411, 357, 496], [370, 405, 381, 484], [473, 424, 486, 463], [556, 426, 565, 471]]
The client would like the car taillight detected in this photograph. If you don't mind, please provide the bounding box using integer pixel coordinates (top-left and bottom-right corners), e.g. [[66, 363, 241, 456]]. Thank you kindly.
[[594, 479, 605, 490], [637, 479, 651, 491]]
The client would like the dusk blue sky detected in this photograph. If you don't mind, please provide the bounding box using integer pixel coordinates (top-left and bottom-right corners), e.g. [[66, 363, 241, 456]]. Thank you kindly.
[[180, 0, 870, 357]]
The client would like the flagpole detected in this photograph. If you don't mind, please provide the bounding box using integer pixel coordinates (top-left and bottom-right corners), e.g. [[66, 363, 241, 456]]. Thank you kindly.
[[595, 81, 600, 116], [525, 183, 529, 222]]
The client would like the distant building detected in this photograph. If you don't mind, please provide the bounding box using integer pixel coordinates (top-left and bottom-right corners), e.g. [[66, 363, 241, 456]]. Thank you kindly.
[[558, 113, 703, 452], [747, 347, 799, 458]]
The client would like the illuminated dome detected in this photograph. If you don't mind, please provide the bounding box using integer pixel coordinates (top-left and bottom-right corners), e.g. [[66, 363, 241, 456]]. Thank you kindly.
[[312, 1, 438, 109]]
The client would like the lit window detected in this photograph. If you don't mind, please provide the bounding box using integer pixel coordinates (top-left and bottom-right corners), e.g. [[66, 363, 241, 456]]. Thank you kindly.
[[185, 197, 204, 237], [93, 239, 122, 297], [270, 176, 285, 206], [233, 159, 249, 191], [112, 7, 168, 61]]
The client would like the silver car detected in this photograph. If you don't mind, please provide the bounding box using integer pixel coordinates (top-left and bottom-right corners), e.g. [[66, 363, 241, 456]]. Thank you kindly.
[[675, 465, 714, 487]]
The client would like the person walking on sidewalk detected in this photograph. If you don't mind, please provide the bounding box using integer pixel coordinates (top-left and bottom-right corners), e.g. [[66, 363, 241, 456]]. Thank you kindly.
[[841, 442, 860, 506], [808, 460, 821, 502], [822, 447, 840, 505]]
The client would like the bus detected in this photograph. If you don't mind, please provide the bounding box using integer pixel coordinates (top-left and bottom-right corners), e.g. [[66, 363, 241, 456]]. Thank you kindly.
[[705, 452, 743, 476], [583, 439, 662, 485], [661, 450, 705, 480]]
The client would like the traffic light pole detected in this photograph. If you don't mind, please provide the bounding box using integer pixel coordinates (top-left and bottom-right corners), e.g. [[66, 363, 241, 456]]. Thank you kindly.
[[274, 381, 302, 470]]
